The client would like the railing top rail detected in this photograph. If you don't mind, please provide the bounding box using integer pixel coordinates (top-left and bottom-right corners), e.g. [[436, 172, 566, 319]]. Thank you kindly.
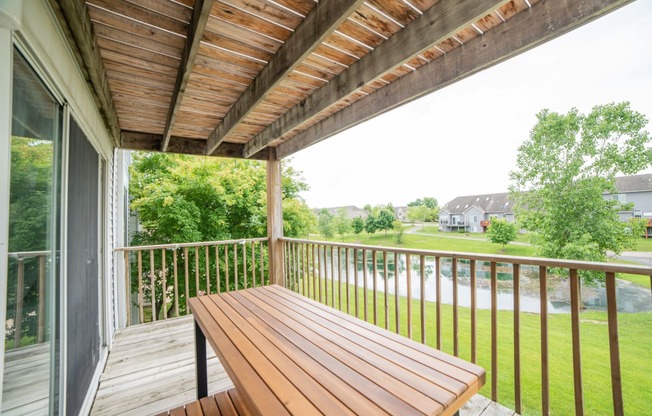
[[115, 237, 269, 252], [280, 237, 652, 276], [8, 250, 51, 258]]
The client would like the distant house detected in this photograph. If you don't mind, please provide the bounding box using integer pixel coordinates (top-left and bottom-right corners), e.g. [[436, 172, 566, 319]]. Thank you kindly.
[[439, 193, 514, 233], [318, 206, 368, 219], [439, 174, 652, 234], [605, 174, 652, 236], [394, 206, 408, 222]]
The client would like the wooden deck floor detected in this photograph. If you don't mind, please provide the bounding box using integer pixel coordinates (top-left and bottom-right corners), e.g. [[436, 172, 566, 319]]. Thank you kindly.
[[2, 343, 50, 416], [91, 315, 516, 416]]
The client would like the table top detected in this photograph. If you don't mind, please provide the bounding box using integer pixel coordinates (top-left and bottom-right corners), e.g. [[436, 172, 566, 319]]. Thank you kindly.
[[189, 285, 485, 416]]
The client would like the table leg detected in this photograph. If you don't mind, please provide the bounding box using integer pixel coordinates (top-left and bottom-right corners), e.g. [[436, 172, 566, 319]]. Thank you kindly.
[[195, 321, 208, 399]]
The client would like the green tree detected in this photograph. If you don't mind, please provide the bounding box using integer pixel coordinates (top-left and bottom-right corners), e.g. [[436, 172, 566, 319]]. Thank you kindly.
[[129, 153, 314, 315], [334, 207, 350, 236], [365, 214, 378, 235], [510, 102, 651, 283], [317, 209, 335, 239], [393, 220, 404, 244], [376, 208, 396, 235], [487, 218, 517, 250], [407, 197, 440, 221], [407, 205, 429, 228], [351, 217, 365, 234]]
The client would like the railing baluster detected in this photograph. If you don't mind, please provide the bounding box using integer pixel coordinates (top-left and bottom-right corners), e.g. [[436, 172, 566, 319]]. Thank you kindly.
[[225, 245, 230, 292], [406, 253, 412, 340], [205, 246, 210, 295], [491, 261, 498, 401], [345, 248, 350, 315], [150, 249, 156, 322], [310, 244, 317, 300], [453, 257, 458, 356], [252, 242, 256, 288], [291, 242, 296, 292], [38, 255, 46, 342], [162, 249, 167, 319], [363, 249, 368, 322], [436, 256, 441, 350], [323, 245, 328, 306], [302, 243, 307, 297], [317, 245, 322, 303], [395, 252, 400, 334], [215, 246, 221, 293], [569, 268, 584, 416], [338, 247, 343, 311], [260, 241, 264, 285], [331, 246, 336, 309], [243, 242, 247, 290], [471, 260, 477, 363], [606, 271, 624, 416], [540, 265, 549, 415], [125, 251, 132, 325], [383, 251, 389, 330], [354, 248, 359, 319], [194, 246, 200, 296], [234, 243, 239, 291], [15, 258, 24, 347], [373, 250, 378, 326], [420, 255, 425, 344], [513, 263, 521, 414], [138, 250, 144, 324], [174, 249, 179, 317]]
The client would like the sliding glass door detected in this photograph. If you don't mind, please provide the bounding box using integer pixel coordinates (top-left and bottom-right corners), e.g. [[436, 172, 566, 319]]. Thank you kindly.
[[3, 48, 62, 415]]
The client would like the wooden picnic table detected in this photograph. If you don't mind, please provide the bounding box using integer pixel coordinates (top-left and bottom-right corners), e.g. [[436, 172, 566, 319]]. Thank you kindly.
[[189, 285, 485, 416]]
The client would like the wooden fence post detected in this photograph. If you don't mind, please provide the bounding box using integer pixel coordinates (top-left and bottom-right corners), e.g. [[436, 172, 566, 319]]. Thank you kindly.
[[267, 149, 284, 286]]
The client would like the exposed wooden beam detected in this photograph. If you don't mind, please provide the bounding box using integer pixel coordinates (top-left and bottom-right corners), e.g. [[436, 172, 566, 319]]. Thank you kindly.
[[243, 0, 509, 158], [276, 0, 633, 159], [121, 131, 269, 160], [205, 0, 366, 156], [266, 148, 284, 286], [161, 0, 213, 152], [49, 0, 120, 145]]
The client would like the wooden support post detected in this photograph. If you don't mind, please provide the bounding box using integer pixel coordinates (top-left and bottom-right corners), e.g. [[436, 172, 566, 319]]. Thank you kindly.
[[266, 150, 284, 286]]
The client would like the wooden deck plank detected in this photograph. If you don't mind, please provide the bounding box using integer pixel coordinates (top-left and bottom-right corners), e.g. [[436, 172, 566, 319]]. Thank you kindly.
[[2, 343, 50, 416]]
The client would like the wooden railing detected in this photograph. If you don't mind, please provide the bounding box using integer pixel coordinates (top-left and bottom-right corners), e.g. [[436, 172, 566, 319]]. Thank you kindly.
[[7, 250, 50, 349], [280, 237, 652, 416], [116, 238, 269, 325]]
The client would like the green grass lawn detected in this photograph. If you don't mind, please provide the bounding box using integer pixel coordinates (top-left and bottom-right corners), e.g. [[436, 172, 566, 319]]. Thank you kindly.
[[292, 276, 651, 416]]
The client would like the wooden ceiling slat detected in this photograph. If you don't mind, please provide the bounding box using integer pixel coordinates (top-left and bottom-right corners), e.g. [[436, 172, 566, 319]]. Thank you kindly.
[[93, 21, 183, 58], [498, 0, 529, 19], [349, 4, 402, 38], [185, 79, 244, 101], [113, 97, 169, 112], [194, 53, 260, 78], [109, 79, 173, 103], [313, 44, 358, 67], [244, 0, 507, 158], [337, 19, 386, 49], [367, 0, 420, 26], [192, 63, 253, 86], [323, 31, 372, 60], [205, 0, 367, 155], [293, 63, 336, 82], [211, 1, 293, 42], [303, 53, 348, 76], [88, 4, 186, 49], [270, 0, 317, 17], [87, 0, 189, 35], [205, 17, 283, 53], [454, 26, 481, 43], [223, 0, 303, 29], [106, 67, 176, 93], [125, 0, 194, 23], [202, 31, 273, 62], [198, 43, 266, 72], [104, 60, 177, 84], [97, 37, 181, 70], [287, 71, 327, 88], [436, 37, 460, 53], [474, 11, 503, 32], [406, 0, 440, 13]]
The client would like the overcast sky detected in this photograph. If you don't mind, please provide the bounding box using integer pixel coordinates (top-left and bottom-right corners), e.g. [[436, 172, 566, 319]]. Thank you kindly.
[[289, 1, 652, 209]]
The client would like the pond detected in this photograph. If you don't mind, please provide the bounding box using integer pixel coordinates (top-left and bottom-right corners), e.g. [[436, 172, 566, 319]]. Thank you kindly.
[[314, 251, 652, 314]]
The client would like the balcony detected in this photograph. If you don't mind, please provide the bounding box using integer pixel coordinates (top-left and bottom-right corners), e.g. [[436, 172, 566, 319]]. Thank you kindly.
[[80, 238, 652, 415]]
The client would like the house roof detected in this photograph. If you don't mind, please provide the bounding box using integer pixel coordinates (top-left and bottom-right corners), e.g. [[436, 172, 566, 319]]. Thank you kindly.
[[51, 0, 628, 161], [442, 193, 512, 215], [614, 174, 652, 193]]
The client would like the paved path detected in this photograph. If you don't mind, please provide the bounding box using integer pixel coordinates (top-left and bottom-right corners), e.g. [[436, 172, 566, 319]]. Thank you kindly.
[[404, 226, 531, 245]]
